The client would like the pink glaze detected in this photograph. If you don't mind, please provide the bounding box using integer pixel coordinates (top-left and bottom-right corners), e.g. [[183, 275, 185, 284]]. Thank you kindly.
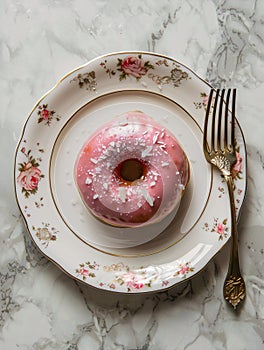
[[75, 111, 189, 227]]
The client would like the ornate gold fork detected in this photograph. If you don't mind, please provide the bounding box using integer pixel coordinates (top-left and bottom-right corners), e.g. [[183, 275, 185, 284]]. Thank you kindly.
[[203, 88, 246, 309]]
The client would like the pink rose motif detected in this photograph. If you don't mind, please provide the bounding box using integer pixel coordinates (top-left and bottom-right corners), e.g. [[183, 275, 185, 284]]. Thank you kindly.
[[121, 56, 147, 78], [216, 222, 225, 235], [203, 95, 209, 106], [203, 94, 215, 109], [174, 262, 193, 278], [79, 268, 89, 277], [232, 152, 243, 177], [37, 104, 59, 125], [17, 163, 41, 191], [127, 280, 144, 290], [121, 272, 145, 290], [179, 264, 190, 275], [40, 109, 50, 121]]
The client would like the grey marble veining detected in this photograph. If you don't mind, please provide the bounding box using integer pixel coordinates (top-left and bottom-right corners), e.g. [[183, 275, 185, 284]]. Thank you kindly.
[[1, 0, 264, 349]]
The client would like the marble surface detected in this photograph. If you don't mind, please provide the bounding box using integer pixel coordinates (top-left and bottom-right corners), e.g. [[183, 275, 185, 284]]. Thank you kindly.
[[1, 0, 264, 349]]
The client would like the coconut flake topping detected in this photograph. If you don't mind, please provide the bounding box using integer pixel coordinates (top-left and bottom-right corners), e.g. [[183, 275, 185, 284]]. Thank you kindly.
[[141, 188, 154, 207], [142, 145, 153, 158], [118, 187, 127, 203], [85, 177, 92, 185], [90, 158, 98, 164]]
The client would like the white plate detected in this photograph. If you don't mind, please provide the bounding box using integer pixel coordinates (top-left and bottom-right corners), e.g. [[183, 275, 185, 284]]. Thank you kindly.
[[14, 52, 247, 293]]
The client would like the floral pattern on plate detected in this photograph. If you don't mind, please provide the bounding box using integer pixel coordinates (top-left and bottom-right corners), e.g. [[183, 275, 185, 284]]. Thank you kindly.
[[232, 145, 243, 181], [117, 54, 154, 80], [70, 71, 97, 91], [99, 54, 190, 88], [203, 217, 229, 241], [32, 223, 59, 248], [37, 104, 61, 126], [17, 144, 44, 198], [76, 260, 194, 292], [194, 92, 211, 110]]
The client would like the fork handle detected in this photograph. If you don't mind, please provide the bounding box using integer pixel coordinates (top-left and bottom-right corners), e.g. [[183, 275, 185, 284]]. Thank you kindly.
[[223, 175, 246, 309], [224, 175, 240, 271]]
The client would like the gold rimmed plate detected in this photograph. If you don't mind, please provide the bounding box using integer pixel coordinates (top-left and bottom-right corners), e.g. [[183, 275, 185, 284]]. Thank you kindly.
[[14, 52, 247, 293]]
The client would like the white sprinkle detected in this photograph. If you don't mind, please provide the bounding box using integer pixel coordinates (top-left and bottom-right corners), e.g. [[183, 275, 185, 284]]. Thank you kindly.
[[178, 184, 185, 190], [95, 167, 101, 174], [118, 187, 127, 203], [110, 141, 115, 147], [85, 177, 92, 185], [160, 145, 167, 153], [90, 158, 98, 164], [176, 171, 180, 175], [142, 145, 153, 158], [141, 188, 154, 207], [150, 181, 156, 187], [162, 162, 169, 167], [143, 130, 148, 135], [103, 183, 109, 191], [93, 194, 99, 200], [153, 132, 159, 144], [160, 129, 165, 138], [102, 145, 106, 149]]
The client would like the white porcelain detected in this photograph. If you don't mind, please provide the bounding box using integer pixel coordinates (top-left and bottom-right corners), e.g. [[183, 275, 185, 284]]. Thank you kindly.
[[14, 52, 247, 293]]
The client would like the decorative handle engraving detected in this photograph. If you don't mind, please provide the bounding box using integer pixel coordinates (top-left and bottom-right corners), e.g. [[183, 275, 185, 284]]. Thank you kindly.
[[223, 175, 246, 309], [211, 155, 231, 176], [223, 275, 246, 309]]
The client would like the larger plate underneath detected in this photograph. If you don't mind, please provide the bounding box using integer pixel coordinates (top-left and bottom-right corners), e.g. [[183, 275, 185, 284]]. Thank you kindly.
[[14, 52, 247, 293]]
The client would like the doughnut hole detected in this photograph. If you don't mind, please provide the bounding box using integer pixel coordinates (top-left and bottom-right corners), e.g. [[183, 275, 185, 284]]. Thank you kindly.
[[115, 158, 147, 183]]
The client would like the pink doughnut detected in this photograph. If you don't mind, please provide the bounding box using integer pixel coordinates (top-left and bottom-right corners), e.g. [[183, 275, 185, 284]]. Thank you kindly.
[[75, 111, 189, 227]]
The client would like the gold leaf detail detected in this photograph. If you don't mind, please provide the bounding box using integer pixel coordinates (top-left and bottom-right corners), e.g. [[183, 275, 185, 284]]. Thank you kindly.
[[224, 275, 246, 309], [211, 155, 231, 176]]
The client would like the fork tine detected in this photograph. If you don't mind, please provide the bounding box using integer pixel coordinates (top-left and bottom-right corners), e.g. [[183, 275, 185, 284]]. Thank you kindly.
[[217, 89, 225, 151], [211, 89, 219, 152], [203, 88, 214, 152], [231, 88, 236, 148], [224, 89, 231, 149]]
